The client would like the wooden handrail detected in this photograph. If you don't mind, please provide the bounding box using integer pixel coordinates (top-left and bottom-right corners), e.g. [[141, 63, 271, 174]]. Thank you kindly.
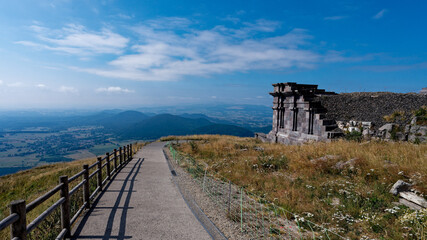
[[68, 169, 85, 183], [0, 213, 19, 232], [27, 197, 64, 233], [69, 179, 86, 196], [0, 143, 141, 240], [26, 183, 63, 213], [88, 161, 98, 170]]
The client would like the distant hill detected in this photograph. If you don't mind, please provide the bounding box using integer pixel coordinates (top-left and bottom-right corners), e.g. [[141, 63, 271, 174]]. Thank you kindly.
[[136, 103, 272, 128], [250, 125, 271, 134], [119, 114, 212, 139], [179, 113, 211, 120], [192, 124, 254, 137], [119, 114, 254, 139], [179, 113, 234, 125], [98, 111, 148, 130]]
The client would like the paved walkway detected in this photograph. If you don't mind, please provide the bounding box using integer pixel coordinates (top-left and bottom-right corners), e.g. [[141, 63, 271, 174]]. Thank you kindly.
[[72, 142, 212, 240]]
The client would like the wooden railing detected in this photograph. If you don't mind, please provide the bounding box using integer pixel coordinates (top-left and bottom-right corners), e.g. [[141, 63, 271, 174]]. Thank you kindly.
[[0, 143, 141, 240]]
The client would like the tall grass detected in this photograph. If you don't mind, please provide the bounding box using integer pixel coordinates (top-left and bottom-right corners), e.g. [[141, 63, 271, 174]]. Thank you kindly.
[[0, 142, 144, 239], [165, 135, 427, 239]]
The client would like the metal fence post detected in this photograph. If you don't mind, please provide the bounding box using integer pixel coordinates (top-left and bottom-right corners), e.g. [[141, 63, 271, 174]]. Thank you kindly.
[[106, 152, 111, 180], [240, 187, 243, 232], [97, 157, 103, 191], [59, 176, 71, 238], [10, 199, 26, 240], [119, 147, 123, 166], [202, 168, 207, 192], [83, 164, 90, 209], [228, 180, 232, 215]]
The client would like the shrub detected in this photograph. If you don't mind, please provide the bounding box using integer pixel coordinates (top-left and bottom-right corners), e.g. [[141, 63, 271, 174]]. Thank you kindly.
[[189, 141, 199, 153], [257, 153, 289, 171], [414, 106, 427, 125], [345, 131, 363, 142]]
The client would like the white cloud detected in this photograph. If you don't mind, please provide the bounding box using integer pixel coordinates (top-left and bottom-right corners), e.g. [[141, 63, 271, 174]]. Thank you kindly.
[[373, 9, 387, 19], [36, 84, 47, 88], [7, 82, 25, 87], [0, 80, 3, 85], [16, 24, 129, 55], [74, 19, 337, 81], [145, 17, 193, 30], [58, 86, 78, 93], [117, 13, 132, 19], [324, 16, 347, 21], [95, 86, 134, 93]]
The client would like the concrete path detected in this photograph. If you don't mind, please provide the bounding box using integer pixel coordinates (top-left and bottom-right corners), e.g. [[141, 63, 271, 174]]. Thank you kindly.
[[72, 142, 212, 240]]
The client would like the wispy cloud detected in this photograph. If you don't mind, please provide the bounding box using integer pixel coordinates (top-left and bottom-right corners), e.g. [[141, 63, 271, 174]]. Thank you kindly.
[[350, 62, 427, 72], [7, 82, 25, 87], [58, 86, 78, 93], [16, 24, 129, 55], [36, 83, 47, 89], [324, 16, 347, 21], [0, 80, 3, 85], [117, 13, 133, 19], [95, 86, 134, 93], [145, 17, 193, 30], [74, 18, 350, 81], [373, 9, 387, 19]]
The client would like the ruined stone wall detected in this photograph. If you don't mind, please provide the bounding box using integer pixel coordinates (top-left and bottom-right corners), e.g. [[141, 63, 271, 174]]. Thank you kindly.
[[265, 82, 339, 144], [316, 92, 427, 130]]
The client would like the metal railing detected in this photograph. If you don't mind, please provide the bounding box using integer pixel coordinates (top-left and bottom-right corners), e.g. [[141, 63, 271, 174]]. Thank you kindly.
[[0, 143, 141, 240]]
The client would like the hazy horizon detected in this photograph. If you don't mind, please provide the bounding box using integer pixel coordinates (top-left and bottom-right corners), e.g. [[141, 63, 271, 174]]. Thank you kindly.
[[1, 1, 426, 109]]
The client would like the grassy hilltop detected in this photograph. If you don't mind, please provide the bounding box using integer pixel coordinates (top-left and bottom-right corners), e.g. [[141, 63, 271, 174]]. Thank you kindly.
[[0, 143, 144, 239], [0, 157, 96, 239], [164, 135, 427, 239], [0, 135, 426, 239]]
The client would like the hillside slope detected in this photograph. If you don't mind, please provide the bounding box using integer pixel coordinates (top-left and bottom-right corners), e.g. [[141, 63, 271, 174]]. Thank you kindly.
[[169, 135, 427, 239], [120, 114, 212, 139], [119, 114, 255, 139], [98, 110, 148, 130], [192, 124, 254, 137]]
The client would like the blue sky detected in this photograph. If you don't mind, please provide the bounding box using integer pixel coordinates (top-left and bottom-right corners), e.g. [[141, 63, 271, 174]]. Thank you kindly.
[[0, 0, 426, 109]]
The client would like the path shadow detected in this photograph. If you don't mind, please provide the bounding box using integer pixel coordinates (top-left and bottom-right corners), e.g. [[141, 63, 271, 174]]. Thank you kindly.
[[72, 157, 144, 240]]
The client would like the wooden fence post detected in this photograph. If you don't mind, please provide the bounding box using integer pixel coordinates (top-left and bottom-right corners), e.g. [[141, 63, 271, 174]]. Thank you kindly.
[[119, 147, 123, 166], [123, 146, 127, 164], [113, 149, 117, 171], [106, 152, 111, 180], [59, 176, 71, 238], [10, 200, 26, 240], [127, 144, 130, 161], [130, 144, 133, 159], [97, 157, 102, 191], [83, 164, 90, 209]]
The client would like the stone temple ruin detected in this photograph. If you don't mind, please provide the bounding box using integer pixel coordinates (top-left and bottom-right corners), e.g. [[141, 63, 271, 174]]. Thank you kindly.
[[257, 82, 427, 144], [258, 83, 341, 144]]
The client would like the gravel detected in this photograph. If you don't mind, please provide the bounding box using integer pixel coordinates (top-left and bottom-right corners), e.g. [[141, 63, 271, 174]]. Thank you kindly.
[[163, 147, 249, 240]]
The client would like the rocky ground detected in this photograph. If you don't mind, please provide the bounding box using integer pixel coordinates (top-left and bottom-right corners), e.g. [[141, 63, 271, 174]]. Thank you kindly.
[[317, 92, 427, 130]]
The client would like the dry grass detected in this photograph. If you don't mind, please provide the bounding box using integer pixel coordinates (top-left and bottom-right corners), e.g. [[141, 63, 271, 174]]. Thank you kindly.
[[0, 142, 144, 239], [165, 135, 427, 239]]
